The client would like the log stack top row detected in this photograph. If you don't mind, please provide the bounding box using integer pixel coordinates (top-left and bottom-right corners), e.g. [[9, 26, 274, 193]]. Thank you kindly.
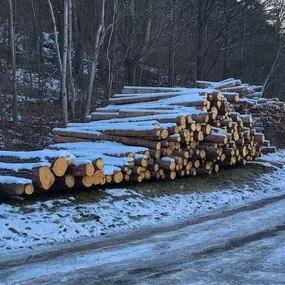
[[0, 78, 281, 197]]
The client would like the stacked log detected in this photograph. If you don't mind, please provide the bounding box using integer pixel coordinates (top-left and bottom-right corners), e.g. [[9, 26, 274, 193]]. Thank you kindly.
[[0, 140, 152, 196], [197, 78, 284, 152], [0, 79, 279, 197], [0, 176, 34, 196], [52, 82, 276, 184], [0, 150, 74, 194]]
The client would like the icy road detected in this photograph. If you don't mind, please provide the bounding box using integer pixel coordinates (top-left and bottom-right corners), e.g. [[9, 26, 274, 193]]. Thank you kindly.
[[1, 195, 285, 284]]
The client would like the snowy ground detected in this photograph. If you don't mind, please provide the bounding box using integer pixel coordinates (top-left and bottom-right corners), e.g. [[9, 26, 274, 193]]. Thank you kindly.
[[0, 151, 285, 254], [1, 185, 285, 284]]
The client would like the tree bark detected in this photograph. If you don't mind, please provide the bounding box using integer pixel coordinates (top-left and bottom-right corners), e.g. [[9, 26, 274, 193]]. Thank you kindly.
[[84, 0, 106, 120], [9, 0, 17, 123], [48, 0, 69, 125], [68, 0, 77, 119], [74, 0, 85, 87], [61, 0, 69, 125], [168, 0, 176, 87], [48, 0, 63, 72]]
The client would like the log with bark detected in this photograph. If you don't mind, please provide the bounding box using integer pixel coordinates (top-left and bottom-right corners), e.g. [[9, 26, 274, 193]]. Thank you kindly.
[[0, 176, 34, 196], [0, 163, 55, 191]]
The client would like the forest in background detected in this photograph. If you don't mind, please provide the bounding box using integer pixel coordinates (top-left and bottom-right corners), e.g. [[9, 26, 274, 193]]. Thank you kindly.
[[0, 0, 285, 125]]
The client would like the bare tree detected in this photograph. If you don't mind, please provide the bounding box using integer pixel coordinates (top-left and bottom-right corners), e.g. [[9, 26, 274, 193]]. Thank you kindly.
[[1, 0, 285, 120], [68, 0, 77, 119], [84, 0, 107, 120], [8, 0, 17, 123], [168, 0, 177, 86], [48, 0, 62, 72], [263, 0, 285, 94], [61, 0, 69, 125], [48, 0, 68, 125], [106, 0, 118, 98], [121, 0, 153, 86]]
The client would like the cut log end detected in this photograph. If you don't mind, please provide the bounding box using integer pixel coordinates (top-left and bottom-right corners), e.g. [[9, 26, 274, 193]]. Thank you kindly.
[[166, 171, 176, 180], [156, 142, 162, 150], [94, 158, 104, 170], [24, 184, 35, 195], [141, 159, 148, 167], [82, 176, 94, 188], [144, 170, 151, 180], [169, 161, 176, 171], [106, 175, 113, 183], [51, 157, 68, 177], [86, 163, 95, 177], [93, 171, 106, 185], [114, 171, 124, 184], [137, 175, 144, 182], [214, 164, 220, 173], [161, 129, 169, 139], [38, 167, 55, 190], [65, 174, 75, 188]]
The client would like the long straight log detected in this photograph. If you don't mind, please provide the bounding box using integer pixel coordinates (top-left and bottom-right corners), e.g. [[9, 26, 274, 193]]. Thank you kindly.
[[51, 174, 75, 190], [68, 160, 95, 177], [89, 112, 120, 121], [0, 183, 27, 196], [109, 92, 180, 104], [222, 92, 239, 102], [155, 158, 176, 171], [262, 146, 276, 153], [204, 133, 228, 144], [75, 176, 94, 188], [191, 113, 209, 123], [53, 131, 161, 150], [0, 166, 55, 190], [165, 171, 176, 180], [0, 175, 34, 196], [101, 128, 162, 138]]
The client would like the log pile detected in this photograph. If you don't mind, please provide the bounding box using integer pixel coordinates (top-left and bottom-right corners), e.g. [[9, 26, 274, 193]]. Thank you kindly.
[[52, 82, 275, 182], [197, 78, 285, 136], [0, 79, 278, 197], [0, 150, 74, 196], [0, 143, 150, 196]]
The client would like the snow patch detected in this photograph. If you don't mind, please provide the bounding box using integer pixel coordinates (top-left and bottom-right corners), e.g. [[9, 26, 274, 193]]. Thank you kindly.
[[0, 176, 32, 185]]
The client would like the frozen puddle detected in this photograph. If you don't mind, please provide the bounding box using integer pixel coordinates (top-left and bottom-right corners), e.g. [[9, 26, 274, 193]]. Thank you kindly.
[[1, 151, 285, 253]]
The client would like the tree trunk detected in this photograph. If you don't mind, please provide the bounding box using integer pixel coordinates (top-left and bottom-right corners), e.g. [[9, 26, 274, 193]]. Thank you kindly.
[[85, 45, 101, 120], [48, 0, 62, 72], [196, 0, 206, 81], [168, 0, 176, 87], [61, 0, 69, 125], [107, 0, 118, 98], [126, 56, 137, 86], [48, 0, 68, 125], [9, 0, 17, 123], [68, 0, 77, 119], [84, 0, 106, 120], [74, 0, 85, 87], [222, 16, 229, 79]]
